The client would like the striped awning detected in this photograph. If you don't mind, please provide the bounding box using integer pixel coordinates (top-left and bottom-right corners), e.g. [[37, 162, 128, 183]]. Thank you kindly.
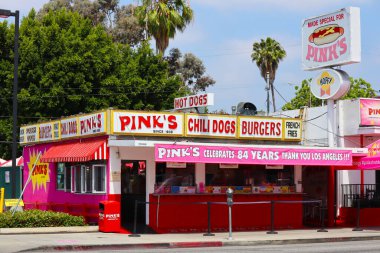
[[40, 139, 108, 163]]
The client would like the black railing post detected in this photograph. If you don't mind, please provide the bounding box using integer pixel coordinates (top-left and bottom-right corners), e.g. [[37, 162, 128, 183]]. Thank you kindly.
[[317, 199, 328, 232], [267, 200, 277, 234], [203, 202, 215, 236], [352, 197, 363, 231], [128, 200, 141, 237]]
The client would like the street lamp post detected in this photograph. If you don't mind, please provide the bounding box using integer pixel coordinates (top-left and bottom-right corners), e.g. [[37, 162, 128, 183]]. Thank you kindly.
[[0, 9, 19, 199]]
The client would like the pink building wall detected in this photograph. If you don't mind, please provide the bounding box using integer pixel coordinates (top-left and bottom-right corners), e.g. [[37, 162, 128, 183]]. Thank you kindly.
[[23, 142, 108, 207]]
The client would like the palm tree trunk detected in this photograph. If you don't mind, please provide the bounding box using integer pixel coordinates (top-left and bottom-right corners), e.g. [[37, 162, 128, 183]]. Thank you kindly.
[[270, 81, 276, 112]]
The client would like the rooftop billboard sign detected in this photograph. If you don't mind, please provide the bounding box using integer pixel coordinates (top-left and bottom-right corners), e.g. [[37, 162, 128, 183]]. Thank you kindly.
[[302, 7, 361, 70]]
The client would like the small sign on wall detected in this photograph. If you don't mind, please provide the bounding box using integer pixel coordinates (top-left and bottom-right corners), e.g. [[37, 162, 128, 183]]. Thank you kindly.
[[111, 171, 121, 182], [219, 163, 239, 169], [166, 162, 187, 168], [266, 165, 284, 170]]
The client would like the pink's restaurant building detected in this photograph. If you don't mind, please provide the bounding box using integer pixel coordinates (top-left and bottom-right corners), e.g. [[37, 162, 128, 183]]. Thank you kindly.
[[20, 109, 362, 232]]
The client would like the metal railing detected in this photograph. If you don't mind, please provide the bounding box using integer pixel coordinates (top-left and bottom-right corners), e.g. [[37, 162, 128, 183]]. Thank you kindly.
[[127, 199, 325, 237], [341, 184, 380, 208]]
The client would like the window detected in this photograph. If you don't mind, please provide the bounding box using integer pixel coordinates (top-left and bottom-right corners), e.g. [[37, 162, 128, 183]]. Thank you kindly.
[[72, 165, 82, 193], [71, 164, 106, 194], [65, 164, 71, 192], [56, 163, 72, 191], [205, 164, 294, 186], [84, 165, 92, 193], [56, 163, 65, 190], [93, 165, 106, 193], [155, 162, 195, 187]]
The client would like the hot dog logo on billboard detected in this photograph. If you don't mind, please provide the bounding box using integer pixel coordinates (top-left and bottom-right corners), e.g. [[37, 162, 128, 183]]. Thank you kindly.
[[28, 149, 50, 193], [308, 24, 344, 46], [302, 7, 360, 70]]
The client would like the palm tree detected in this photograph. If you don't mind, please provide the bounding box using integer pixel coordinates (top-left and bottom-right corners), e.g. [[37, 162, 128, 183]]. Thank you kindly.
[[251, 37, 286, 112], [135, 0, 194, 55]]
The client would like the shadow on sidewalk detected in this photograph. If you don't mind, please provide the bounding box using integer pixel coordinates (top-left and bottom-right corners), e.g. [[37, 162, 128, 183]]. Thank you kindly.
[[122, 223, 157, 234]]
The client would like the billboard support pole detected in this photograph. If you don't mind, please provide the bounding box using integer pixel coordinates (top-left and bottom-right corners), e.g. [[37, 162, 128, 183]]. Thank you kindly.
[[327, 99, 335, 147]]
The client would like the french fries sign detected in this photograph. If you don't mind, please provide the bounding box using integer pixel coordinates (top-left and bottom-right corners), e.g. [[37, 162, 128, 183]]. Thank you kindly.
[[302, 7, 361, 70]]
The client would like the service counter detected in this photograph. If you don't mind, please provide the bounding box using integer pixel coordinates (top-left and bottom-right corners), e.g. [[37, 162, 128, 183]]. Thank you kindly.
[[149, 193, 304, 233]]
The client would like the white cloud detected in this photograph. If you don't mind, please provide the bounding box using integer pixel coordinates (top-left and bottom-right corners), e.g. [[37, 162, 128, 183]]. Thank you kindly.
[[193, 0, 373, 13]]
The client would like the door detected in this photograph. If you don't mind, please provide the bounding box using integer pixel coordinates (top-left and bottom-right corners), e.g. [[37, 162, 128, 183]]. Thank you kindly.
[[302, 166, 329, 227], [120, 160, 146, 229]]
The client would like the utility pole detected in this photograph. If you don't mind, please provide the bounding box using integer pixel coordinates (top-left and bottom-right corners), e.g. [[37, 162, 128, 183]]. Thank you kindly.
[[0, 9, 19, 198], [266, 72, 270, 115]]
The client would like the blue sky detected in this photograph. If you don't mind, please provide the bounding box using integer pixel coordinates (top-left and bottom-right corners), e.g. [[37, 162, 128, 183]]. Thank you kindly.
[[3, 0, 379, 113]]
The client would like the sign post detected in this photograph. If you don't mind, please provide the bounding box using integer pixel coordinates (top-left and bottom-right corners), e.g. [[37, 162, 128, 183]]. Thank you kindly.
[[0, 188, 4, 213]]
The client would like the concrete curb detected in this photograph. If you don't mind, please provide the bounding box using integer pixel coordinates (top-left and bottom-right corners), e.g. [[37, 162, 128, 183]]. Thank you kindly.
[[18, 236, 380, 252], [20, 242, 223, 252], [0, 226, 98, 235], [222, 235, 380, 246]]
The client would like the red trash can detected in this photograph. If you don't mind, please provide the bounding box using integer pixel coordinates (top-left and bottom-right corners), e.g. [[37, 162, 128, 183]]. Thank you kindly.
[[99, 201, 120, 233]]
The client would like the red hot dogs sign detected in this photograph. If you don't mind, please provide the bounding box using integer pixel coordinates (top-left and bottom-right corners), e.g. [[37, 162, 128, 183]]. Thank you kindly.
[[174, 93, 214, 110], [302, 7, 361, 70]]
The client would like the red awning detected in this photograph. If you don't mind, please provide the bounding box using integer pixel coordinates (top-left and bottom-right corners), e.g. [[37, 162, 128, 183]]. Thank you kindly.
[[40, 139, 108, 163]]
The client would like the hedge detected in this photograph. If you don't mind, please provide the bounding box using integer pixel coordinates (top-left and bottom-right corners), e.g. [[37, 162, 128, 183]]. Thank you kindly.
[[0, 209, 86, 228]]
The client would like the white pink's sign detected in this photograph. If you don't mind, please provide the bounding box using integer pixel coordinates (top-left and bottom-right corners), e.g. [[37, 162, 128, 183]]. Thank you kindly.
[[113, 111, 184, 136], [79, 112, 106, 136]]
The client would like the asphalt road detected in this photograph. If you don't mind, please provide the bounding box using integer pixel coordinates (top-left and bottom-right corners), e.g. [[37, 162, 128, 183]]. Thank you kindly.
[[61, 240, 380, 253]]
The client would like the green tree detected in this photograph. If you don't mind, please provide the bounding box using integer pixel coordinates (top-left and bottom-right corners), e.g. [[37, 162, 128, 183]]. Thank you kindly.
[[19, 9, 183, 118], [0, 20, 16, 158], [135, 0, 194, 55], [165, 48, 215, 94], [282, 78, 376, 111], [344, 78, 376, 99], [39, 0, 145, 46], [251, 37, 286, 113], [0, 8, 184, 158], [18, 9, 120, 119]]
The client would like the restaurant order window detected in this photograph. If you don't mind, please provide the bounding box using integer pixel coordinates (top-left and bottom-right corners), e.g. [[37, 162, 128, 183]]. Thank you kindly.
[[205, 164, 295, 194], [154, 162, 195, 194], [56, 162, 106, 194]]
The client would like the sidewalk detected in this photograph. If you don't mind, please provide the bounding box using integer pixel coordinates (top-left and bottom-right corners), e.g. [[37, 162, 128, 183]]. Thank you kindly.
[[1, 226, 380, 253]]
